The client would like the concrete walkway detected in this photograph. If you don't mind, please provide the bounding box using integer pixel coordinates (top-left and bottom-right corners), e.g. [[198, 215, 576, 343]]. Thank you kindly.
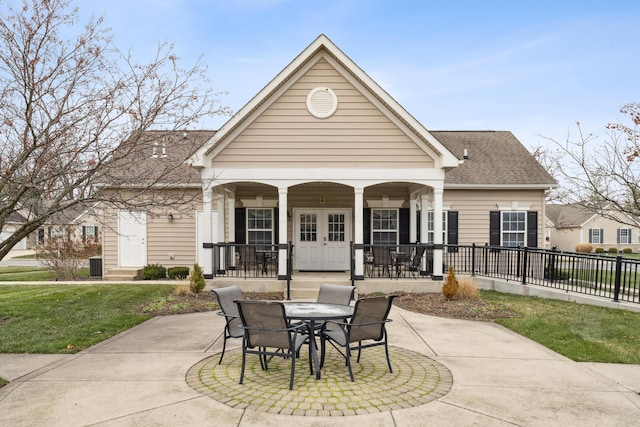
[[1, 306, 639, 426]]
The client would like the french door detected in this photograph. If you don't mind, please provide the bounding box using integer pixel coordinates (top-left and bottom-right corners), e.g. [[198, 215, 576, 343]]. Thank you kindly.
[[294, 208, 351, 271]]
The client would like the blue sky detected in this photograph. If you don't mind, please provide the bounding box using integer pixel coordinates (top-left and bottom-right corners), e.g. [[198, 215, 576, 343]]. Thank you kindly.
[[75, 0, 640, 151]]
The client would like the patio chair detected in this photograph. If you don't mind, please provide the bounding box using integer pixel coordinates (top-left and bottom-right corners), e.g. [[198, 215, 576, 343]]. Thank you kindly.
[[319, 295, 396, 382], [317, 283, 356, 305], [211, 286, 244, 364], [236, 245, 257, 277], [235, 300, 311, 390], [372, 246, 392, 278], [399, 246, 426, 278]]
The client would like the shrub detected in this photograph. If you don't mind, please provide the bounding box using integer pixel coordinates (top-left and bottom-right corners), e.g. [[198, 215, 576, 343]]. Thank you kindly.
[[167, 266, 189, 280], [35, 228, 101, 280], [442, 266, 459, 300], [575, 243, 593, 253], [455, 277, 479, 300], [189, 263, 205, 294], [175, 285, 190, 296], [595, 247, 605, 253], [608, 247, 618, 254], [623, 247, 633, 254], [143, 263, 166, 280]]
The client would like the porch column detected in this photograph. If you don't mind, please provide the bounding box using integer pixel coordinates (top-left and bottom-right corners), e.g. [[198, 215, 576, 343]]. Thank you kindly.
[[420, 189, 429, 274], [354, 187, 364, 280], [278, 187, 288, 279], [216, 191, 226, 272], [202, 187, 213, 278], [410, 191, 418, 243], [227, 190, 236, 268], [432, 186, 444, 280]]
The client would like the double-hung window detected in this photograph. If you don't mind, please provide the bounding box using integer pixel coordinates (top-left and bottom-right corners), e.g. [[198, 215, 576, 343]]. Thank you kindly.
[[427, 211, 447, 244], [247, 208, 273, 245], [372, 209, 397, 245], [589, 228, 603, 244], [502, 211, 526, 247], [618, 228, 631, 244]]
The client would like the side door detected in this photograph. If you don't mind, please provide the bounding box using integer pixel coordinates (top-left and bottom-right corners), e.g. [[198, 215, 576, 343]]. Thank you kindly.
[[118, 211, 146, 267]]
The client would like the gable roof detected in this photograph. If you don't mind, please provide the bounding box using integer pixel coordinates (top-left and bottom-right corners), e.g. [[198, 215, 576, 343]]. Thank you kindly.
[[434, 131, 557, 188], [545, 203, 596, 228], [192, 34, 459, 170], [100, 130, 216, 187]]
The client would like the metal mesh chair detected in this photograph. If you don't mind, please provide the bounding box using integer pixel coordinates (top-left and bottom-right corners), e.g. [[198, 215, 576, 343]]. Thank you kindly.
[[235, 300, 311, 390], [211, 286, 244, 364], [319, 295, 396, 382], [372, 246, 392, 278], [316, 283, 355, 305]]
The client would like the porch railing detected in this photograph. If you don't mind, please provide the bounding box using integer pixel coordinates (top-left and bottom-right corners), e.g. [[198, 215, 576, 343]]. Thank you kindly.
[[202, 242, 640, 304]]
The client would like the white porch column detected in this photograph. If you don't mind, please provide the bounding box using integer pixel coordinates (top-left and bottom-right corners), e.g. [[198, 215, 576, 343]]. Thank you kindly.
[[216, 191, 226, 272], [202, 186, 213, 277], [227, 190, 236, 267], [432, 186, 444, 280], [278, 187, 288, 279], [354, 187, 364, 279], [410, 191, 418, 243], [420, 189, 430, 274]]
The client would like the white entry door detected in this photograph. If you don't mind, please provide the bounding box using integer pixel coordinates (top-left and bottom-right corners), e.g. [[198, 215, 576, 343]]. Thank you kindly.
[[294, 208, 351, 271], [118, 211, 147, 267]]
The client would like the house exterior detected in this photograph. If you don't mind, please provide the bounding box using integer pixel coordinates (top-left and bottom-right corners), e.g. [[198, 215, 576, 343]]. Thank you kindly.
[[100, 34, 556, 282], [546, 203, 640, 252], [34, 202, 103, 248], [0, 212, 28, 250]]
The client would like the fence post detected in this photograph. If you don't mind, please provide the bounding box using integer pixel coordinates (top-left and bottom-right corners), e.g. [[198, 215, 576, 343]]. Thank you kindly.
[[521, 246, 528, 285], [286, 241, 292, 300], [613, 255, 622, 302], [471, 243, 476, 277]]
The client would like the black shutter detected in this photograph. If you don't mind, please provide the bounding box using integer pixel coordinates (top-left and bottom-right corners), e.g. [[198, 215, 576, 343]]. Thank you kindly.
[[273, 208, 279, 244], [447, 211, 459, 252], [589, 229, 593, 244], [235, 208, 246, 244], [399, 208, 410, 244], [490, 211, 500, 246], [416, 210, 421, 243], [363, 208, 371, 245], [82, 226, 86, 242], [527, 211, 538, 248]]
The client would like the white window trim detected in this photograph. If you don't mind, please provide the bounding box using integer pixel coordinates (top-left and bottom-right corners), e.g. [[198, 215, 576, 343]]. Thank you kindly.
[[501, 211, 527, 247], [496, 202, 531, 211], [247, 208, 274, 244], [371, 208, 399, 245]]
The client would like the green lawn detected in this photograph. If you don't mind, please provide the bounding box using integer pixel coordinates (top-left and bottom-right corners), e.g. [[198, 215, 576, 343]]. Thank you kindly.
[[0, 284, 175, 353], [0, 266, 90, 281], [481, 291, 640, 364]]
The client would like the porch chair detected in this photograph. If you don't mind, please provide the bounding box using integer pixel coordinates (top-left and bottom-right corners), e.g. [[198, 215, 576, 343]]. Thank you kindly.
[[319, 295, 396, 382], [235, 300, 311, 390], [317, 283, 356, 305], [371, 246, 392, 278], [211, 286, 244, 364], [236, 245, 257, 277], [399, 246, 426, 278]]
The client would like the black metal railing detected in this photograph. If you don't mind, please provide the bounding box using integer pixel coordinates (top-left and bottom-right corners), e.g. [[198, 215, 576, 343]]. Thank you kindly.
[[444, 244, 640, 304], [202, 242, 640, 304]]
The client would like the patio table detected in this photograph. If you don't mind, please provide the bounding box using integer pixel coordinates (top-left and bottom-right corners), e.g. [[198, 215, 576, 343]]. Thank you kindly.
[[284, 302, 354, 380]]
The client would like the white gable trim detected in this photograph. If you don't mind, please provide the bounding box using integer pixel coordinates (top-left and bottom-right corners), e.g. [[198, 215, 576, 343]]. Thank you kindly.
[[192, 34, 459, 169]]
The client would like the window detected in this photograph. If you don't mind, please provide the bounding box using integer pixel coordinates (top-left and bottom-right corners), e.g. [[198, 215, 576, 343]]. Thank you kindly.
[[83, 225, 98, 242], [327, 213, 345, 242], [427, 211, 447, 244], [247, 208, 273, 244], [299, 213, 317, 242], [589, 228, 603, 244], [618, 228, 632, 244], [502, 211, 526, 247], [372, 209, 397, 245]]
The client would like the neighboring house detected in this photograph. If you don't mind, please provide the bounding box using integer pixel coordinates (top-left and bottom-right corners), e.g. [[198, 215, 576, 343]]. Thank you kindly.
[[0, 211, 29, 250], [546, 203, 640, 252], [100, 34, 556, 280], [35, 202, 103, 247]]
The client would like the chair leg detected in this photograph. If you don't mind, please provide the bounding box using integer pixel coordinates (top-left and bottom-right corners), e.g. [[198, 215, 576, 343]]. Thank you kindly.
[[218, 335, 228, 364], [239, 344, 247, 385], [384, 338, 393, 373], [289, 349, 296, 390], [345, 345, 354, 382]]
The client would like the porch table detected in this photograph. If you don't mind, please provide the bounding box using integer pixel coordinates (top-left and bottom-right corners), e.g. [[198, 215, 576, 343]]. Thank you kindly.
[[283, 302, 354, 380]]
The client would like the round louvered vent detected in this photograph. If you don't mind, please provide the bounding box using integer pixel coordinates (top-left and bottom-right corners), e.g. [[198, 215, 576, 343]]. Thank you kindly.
[[306, 87, 338, 118]]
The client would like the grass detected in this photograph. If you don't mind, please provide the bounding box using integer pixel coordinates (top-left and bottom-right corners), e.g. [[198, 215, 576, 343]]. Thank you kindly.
[[0, 284, 175, 354], [0, 266, 90, 281], [481, 291, 640, 364]]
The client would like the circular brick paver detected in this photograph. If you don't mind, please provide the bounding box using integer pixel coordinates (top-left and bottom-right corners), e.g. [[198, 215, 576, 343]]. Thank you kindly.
[[186, 346, 453, 417]]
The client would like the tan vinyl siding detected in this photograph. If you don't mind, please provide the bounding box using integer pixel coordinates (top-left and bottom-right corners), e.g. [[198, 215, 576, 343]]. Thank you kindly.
[[444, 189, 545, 246], [213, 58, 434, 169]]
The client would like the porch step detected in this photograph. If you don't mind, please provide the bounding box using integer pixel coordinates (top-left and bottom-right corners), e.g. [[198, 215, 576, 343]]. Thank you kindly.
[[104, 268, 143, 281], [287, 273, 354, 300]]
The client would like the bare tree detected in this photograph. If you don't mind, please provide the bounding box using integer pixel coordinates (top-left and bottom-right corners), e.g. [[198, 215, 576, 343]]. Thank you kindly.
[[0, 0, 229, 260], [531, 144, 569, 203], [542, 104, 640, 226]]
